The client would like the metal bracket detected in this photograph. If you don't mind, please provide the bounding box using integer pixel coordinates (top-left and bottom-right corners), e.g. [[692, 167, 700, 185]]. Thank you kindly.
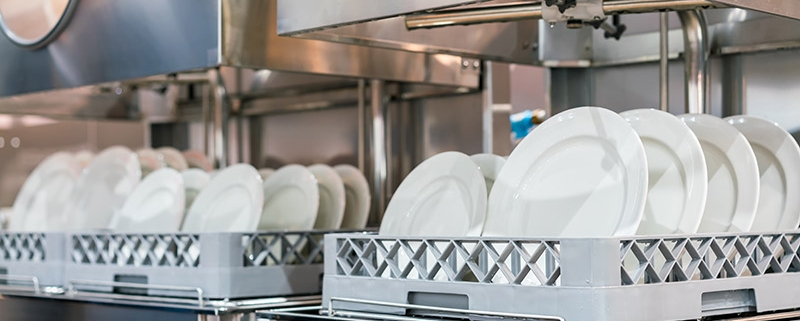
[[67, 279, 205, 308], [0, 274, 41, 294], [327, 297, 566, 321], [542, 0, 604, 24]]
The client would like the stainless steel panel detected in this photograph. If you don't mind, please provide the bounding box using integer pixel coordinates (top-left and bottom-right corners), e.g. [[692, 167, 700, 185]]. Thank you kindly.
[[223, 0, 480, 88], [0, 0, 219, 97], [709, 0, 800, 21], [253, 108, 359, 168], [276, 0, 484, 35], [738, 49, 800, 140], [415, 92, 485, 158], [539, 21, 593, 66], [290, 16, 537, 63]]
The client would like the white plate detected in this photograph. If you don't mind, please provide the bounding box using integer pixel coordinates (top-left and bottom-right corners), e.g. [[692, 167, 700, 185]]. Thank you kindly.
[[333, 164, 371, 229], [137, 149, 165, 177], [10, 152, 81, 231], [620, 109, 708, 235], [63, 146, 141, 230], [680, 114, 759, 233], [258, 168, 275, 181], [380, 152, 486, 237], [469, 153, 506, 195], [181, 168, 211, 214], [259, 165, 319, 231], [157, 147, 189, 171], [484, 107, 648, 237], [183, 150, 213, 172], [726, 115, 800, 231], [182, 164, 263, 232], [109, 168, 185, 232], [309, 164, 346, 230]]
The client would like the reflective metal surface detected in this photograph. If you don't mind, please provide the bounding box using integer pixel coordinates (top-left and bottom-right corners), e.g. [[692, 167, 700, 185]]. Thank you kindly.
[[0, 0, 478, 98], [290, 15, 537, 63], [0, 0, 218, 97], [678, 10, 709, 114], [659, 12, 669, 111], [709, 0, 800, 21], [0, 0, 78, 49], [223, 0, 480, 88], [369, 80, 387, 224], [276, 0, 483, 35]]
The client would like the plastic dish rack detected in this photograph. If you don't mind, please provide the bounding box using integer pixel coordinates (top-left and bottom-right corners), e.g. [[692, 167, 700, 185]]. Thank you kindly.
[[0, 230, 337, 299], [322, 232, 800, 321], [0, 232, 64, 291]]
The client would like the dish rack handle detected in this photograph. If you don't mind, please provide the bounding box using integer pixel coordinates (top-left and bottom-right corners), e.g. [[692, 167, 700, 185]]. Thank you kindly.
[[0, 274, 41, 294], [66, 279, 205, 307]]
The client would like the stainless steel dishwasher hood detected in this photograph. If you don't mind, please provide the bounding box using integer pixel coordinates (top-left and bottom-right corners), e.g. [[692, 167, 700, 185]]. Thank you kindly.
[[0, 0, 480, 98]]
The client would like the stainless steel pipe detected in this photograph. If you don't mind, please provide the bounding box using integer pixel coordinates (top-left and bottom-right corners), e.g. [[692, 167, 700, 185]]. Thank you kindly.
[[405, 0, 717, 30], [208, 69, 229, 168], [369, 80, 387, 224], [678, 10, 709, 114], [659, 12, 669, 112]]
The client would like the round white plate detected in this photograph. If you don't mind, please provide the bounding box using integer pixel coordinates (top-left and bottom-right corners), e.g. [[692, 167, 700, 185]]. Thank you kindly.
[[309, 164, 346, 230], [63, 146, 142, 230], [157, 147, 189, 171], [259, 165, 319, 231], [10, 152, 81, 231], [470, 153, 506, 195], [621, 109, 708, 235], [181, 168, 210, 215], [380, 151, 486, 237], [137, 149, 165, 177], [333, 164, 371, 229], [183, 150, 213, 172], [109, 168, 185, 232], [182, 164, 263, 232], [484, 107, 648, 237], [680, 114, 759, 233], [727, 115, 800, 231], [258, 168, 275, 181]]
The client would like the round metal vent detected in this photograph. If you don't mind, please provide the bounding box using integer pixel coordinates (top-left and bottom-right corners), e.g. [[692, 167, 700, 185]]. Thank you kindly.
[[0, 0, 79, 50]]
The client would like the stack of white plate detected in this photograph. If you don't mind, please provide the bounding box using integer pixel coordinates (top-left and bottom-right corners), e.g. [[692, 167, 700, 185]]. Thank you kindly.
[[8, 145, 373, 233], [380, 107, 800, 238]]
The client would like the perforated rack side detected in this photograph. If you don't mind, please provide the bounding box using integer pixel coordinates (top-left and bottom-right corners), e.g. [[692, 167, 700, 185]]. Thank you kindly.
[[323, 232, 800, 321], [65, 230, 329, 299], [0, 232, 65, 288]]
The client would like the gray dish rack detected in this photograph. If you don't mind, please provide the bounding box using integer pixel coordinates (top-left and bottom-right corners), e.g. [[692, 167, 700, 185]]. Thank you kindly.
[[319, 232, 800, 321], [0, 230, 347, 300]]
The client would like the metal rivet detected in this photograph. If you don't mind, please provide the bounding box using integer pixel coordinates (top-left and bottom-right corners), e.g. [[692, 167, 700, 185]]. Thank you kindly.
[[10, 137, 20, 148], [472, 61, 480, 69]]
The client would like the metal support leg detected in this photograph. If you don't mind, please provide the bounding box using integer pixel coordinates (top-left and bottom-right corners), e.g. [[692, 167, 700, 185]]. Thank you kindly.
[[678, 10, 708, 114], [659, 12, 669, 112], [208, 69, 229, 168], [357, 79, 367, 173], [482, 61, 493, 154], [369, 80, 387, 225]]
